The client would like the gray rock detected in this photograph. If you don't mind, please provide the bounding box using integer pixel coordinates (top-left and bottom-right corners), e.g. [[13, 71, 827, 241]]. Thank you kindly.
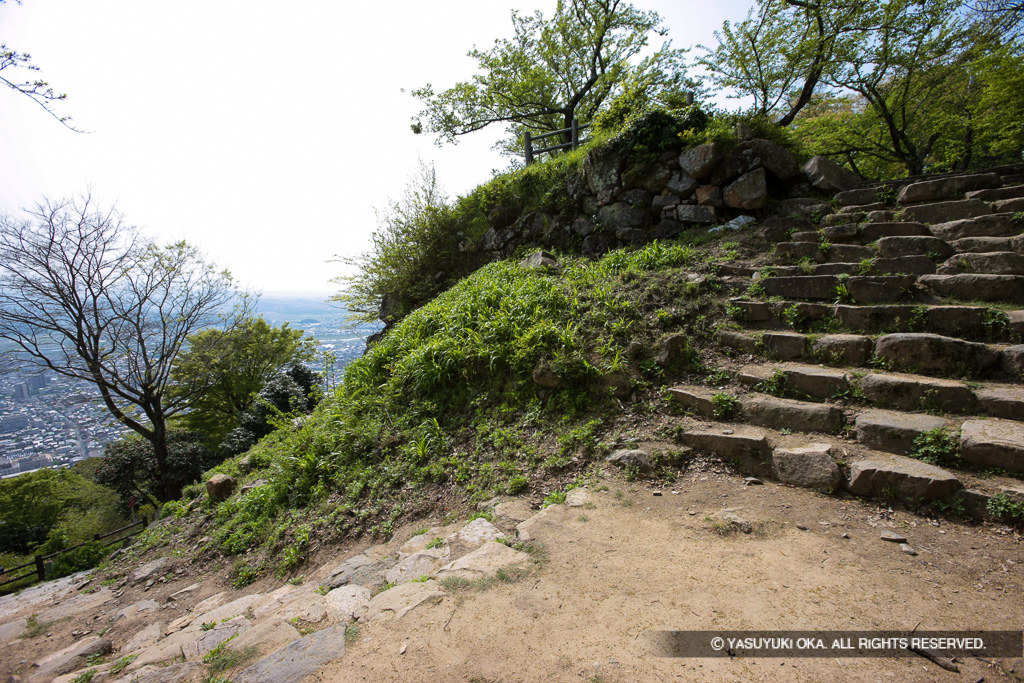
[[960, 419, 1024, 472], [385, 551, 447, 585], [118, 662, 201, 683], [676, 204, 717, 224], [129, 558, 172, 587], [654, 334, 692, 366], [679, 143, 724, 180], [724, 168, 768, 210], [584, 151, 624, 204], [740, 395, 844, 434], [976, 384, 1024, 421], [876, 235, 952, 260], [237, 624, 346, 683], [812, 334, 873, 366], [606, 449, 652, 473], [679, 427, 772, 477], [30, 636, 111, 680], [364, 581, 445, 621], [570, 217, 596, 236], [761, 332, 807, 360], [846, 275, 916, 303], [874, 333, 1001, 376], [918, 274, 1024, 304], [667, 387, 720, 418], [532, 362, 561, 388], [771, 444, 841, 490], [206, 473, 237, 501], [880, 530, 907, 543], [837, 188, 880, 206], [598, 202, 648, 230], [748, 139, 799, 180], [846, 454, 961, 502], [900, 543, 918, 555], [434, 541, 530, 580], [860, 221, 929, 241], [855, 410, 946, 455], [666, 171, 699, 198], [940, 252, 1024, 276], [897, 173, 1001, 204], [930, 213, 1019, 240], [858, 372, 976, 412], [761, 275, 837, 300], [324, 553, 395, 591], [902, 199, 992, 224], [803, 156, 861, 193], [520, 251, 558, 270]]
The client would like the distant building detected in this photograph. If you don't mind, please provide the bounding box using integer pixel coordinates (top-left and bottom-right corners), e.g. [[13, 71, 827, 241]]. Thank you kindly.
[[0, 416, 29, 433], [26, 374, 49, 392], [12, 383, 30, 401], [17, 455, 52, 472]]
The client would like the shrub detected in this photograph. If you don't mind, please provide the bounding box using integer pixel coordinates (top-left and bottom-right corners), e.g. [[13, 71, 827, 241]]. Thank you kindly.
[[909, 427, 960, 467]]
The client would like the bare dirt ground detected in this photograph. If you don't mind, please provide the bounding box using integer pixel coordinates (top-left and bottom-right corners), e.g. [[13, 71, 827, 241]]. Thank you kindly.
[[318, 460, 1023, 683]]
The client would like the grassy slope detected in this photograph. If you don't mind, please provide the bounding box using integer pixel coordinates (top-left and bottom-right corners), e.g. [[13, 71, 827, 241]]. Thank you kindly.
[[176, 231, 761, 585]]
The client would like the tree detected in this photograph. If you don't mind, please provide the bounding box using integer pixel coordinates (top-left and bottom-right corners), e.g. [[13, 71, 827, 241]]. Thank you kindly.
[[697, 0, 874, 126], [95, 431, 217, 513], [171, 317, 315, 447], [0, 0, 78, 129], [0, 196, 247, 502], [410, 0, 692, 157]]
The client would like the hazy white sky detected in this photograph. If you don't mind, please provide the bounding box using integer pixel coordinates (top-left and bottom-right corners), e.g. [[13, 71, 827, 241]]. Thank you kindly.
[[0, 0, 747, 295]]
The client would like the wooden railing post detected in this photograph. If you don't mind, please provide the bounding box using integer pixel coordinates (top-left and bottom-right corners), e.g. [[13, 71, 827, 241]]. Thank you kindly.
[[142, 515, 148, 529], [35, 554, 45, 581], [571, 118, 579, 150], [524, 131, 534, 165]]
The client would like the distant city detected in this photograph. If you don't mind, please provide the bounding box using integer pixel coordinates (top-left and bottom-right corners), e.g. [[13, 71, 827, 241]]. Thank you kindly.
[[0, 293, 379, 479]]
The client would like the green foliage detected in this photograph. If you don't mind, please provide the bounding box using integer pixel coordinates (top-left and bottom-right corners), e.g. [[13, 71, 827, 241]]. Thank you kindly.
[[95, 431, 219, 511], [410, 0, 693, 158], [231, 562, 260, 589], [987, 492, 1024, 524], [0, 468, 124, 556], [171, 317, 315, 447], [910, 427, 960, 467], [711, 393, 740, 419]]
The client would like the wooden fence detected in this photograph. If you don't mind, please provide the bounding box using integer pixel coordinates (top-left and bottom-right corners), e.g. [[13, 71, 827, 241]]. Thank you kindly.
[[524, 119, 591, 165], [0, 516, 148, 590]]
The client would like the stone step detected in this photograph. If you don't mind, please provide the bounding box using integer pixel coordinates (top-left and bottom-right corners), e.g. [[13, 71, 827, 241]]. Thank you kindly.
[[874, 333, 1005, 378], [858, 371, 977, 412], [758, 275, 917, 303], [734, 363, 851, 400], [950, 235, 1024, 254], [876, 235, 952, 260], [929, 213, 1020, 240], [677, 425, 773, 477], [902, 199, 992, 224], [918, 273, 1024, 303], [774, 241, 826, 263], [846, 453, 962, 502], [836, 187, 881, 206], [728, 298, 1024, 341], [897, 172, 1002, 205], [966, 184, 1024, 202], [669, 386, 844, 433], [860, 222, 930, 242], [975, 384, 1024, 421], [762, 217, 812, 242], [994, 197, 1024, 213], [854, 409, 948, 456], [822, 211, 865, 226], [826, 244, 876, 262], [938, 252, 1024, 276], [960, 419, 1024, 472]]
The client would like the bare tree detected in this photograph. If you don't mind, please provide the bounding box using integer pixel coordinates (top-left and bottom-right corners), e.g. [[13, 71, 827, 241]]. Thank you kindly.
[[0, 196, 248, 500]]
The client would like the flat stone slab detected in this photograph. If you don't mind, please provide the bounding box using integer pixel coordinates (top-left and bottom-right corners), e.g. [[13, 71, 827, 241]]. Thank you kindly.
[[761, 275, 837, 300], [36, 588, 114, 624], [780, 364, 851, 399], [762, 332, 807, 360], [877, 235, 952, 259], [976, 385, 1024, 421], [323, 553, 395, 591], [716, 329, 759, 354], [325, 584, 371, 622], [855, 410, 947, 455], [386, 550, 449, 585], [960, 419, 1024, 472], [940, 252, 1024, 276], [679, 427, 772, 477], [121, 621, 165, 654], [771, 444, 841, 490], [811, 335, 873, 366], [516, 504, 568, 543], [902, 199, 992, 224], [846, 454, 962, 502], [0, 618, 26, 645], [129, 558, 173, 586], [445, 518, 507, 557], [741, 394, 844, 433], [860, 222, 929, 241], [834, 304, 916, 333], [434, 541, 531, 581], [237, 623, 347, 683], [668, 387, 720, 417], [930, 213, 1019, 240], [858, 372, 976, 412], [897, 173, 1001, 204], [224, 616, 302, 660], [30, 636, 112, 680], [874, 333, 1001, 376], [870, 256, 936, 276], [365, 580, 445, 621], [493, 499, 536, 524], [919, 274, 1024, 303], [253, 584, 313, 620], [130, 616, 251, 670], [950, 236, 1016, 253], [847, 275, 916, 303]]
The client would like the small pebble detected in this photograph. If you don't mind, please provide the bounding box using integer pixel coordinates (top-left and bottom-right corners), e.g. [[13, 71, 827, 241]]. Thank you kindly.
[[900, 543, 918, 556], [841, 532, 849, 539], [688, 511, 697, 516], [722, 429, 734, 435], [653, 491, 663, 496], [744, 477, 763, 486], [880, 530, 907, 543], [796, 524, 808, 530]]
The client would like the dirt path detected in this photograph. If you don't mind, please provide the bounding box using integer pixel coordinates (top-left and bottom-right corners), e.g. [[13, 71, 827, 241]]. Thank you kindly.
[[318, 466, 1022, 683]]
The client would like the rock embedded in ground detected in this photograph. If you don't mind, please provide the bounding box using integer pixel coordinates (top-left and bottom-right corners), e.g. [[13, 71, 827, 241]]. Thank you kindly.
[[740, 395, 844, 434], [803, 156, 861, 193], [854, 410, 947, 455], [874, 333, 1001, 376], [206, 473, 237, 501], [364, 580, 445, 621], [129, 558, 172, 587], [29, 636, 112, 680], [385, 550, 449, 585], [960, 419, 1024, 471], [236, 623, 347, 683], [771, 444, 841, 490], [846, 454, 961, 502], [606, 449, 652, 473], [435, 541, 531, 581], [880, 530, 908, 543]]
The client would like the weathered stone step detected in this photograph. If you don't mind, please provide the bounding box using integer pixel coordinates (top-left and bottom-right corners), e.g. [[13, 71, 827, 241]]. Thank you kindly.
[[995, 197, 1024, 213], [930, 213, 1021, 240], [858, 371, 977, 412], [966, 184, 1024, 202], [759, 275, 915, 303], [938, 252, 1024, 275], [854, 409, 948, 456], [728, 298, 1024, 341], [950, 235, 1024, 254], [877, 235, 952, 260], [874, 333, 1005, 378], [669, 386, 844, 433], [734, 363, 851, 400], [846, 453, 962, 502], [960, 418, 1024, 472], [897, 172, 1001, 205], [918, 273, 1024, 303], [902, 199, 992, 224], [677, 425, 772, 477], [860, 222, 930, 242]]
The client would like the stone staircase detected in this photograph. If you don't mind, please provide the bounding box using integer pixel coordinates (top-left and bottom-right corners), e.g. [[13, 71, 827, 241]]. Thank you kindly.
[[673, 169, 1024, 520]]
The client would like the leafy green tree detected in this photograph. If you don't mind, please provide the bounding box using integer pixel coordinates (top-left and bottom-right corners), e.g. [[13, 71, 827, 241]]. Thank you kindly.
[[220, 364, 324, 456], [0, 468, 123, 554], [94, 431, 218, 513], [410, 0, 692, 157], [171, 317, 315, 446]]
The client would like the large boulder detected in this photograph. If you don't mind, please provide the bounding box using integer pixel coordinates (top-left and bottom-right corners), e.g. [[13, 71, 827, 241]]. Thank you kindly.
[[724, 168, 768, 210], [679, 143, 724, 180], [206, 473, 237, 501], [747, 139, 800, 180], [803, 156, 860, 193]]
